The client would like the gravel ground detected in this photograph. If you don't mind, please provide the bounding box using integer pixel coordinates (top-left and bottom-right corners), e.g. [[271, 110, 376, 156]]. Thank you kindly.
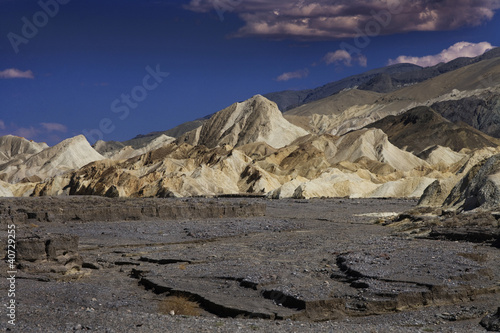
[[0, 197, 498, 332]]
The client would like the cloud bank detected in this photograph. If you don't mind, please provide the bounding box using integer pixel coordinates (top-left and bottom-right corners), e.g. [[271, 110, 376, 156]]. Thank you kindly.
[[276, 68, 310, 81], [185, 0, 500, 40], [41, 122, 68, 133], [324, 50, 367, 67], [0, 68, 34, 79], [0, 122, 67, 142], [388, 41, 495, 67]]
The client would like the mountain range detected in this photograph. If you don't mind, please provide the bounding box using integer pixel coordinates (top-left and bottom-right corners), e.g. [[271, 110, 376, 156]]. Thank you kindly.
[[1, 48, 500, 205]]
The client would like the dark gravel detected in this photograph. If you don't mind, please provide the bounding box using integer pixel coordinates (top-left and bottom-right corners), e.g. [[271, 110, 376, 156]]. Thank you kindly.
[[0, 197, 498, 332]]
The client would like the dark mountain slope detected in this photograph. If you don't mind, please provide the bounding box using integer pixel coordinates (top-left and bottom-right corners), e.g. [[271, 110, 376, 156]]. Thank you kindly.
[[431, 94, 500, 138], [365, 106, 500, 154]]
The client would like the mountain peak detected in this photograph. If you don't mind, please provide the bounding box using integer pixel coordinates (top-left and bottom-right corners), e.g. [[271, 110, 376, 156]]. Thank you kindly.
[[179, 95, 308, 149]]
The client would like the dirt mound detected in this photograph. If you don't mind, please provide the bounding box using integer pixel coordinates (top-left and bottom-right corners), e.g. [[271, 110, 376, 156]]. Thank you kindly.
[[417, 145, 467, 168]]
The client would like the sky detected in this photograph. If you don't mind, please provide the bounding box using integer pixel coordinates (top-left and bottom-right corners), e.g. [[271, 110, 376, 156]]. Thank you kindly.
[[1, 0, 500, 145]]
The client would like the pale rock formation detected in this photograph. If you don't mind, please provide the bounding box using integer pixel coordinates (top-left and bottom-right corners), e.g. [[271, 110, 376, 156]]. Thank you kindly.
[[179, 95, 309, 149], [0, 135, 104, 183], [420, 146, 467, 168], [292, 169, 380, 199], [98, 134, 176, 160], [369, 177, 435, 198], [0, 135, 49, 163], [266, 177, 309, 199], [0, 180, 13, 197], [331, 128, 429, 172]]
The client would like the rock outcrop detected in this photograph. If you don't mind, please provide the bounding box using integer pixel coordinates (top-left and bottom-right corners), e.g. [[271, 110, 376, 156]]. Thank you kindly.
[[441, 154, 500, 211], [0, 196, 266, 224]]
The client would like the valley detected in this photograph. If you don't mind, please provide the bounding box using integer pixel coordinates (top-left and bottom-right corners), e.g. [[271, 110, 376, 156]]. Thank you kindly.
[[1, 197, 499, 332]]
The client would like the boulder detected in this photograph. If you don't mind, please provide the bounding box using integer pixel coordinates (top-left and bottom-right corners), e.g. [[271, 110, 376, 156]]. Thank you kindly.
[[442, 154, 500, 210], [481, 307, 500, 331], [16, 234, 79, 262]]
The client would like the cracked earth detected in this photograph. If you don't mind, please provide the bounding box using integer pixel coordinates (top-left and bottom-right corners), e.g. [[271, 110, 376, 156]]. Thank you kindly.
[[0, 197, 499, 332]]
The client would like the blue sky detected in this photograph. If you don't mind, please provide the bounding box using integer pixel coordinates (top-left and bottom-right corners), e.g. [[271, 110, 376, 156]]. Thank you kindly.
[[1, 0, 500, 145]]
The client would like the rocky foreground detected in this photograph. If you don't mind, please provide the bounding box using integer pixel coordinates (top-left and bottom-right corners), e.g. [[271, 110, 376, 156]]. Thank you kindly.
[[1, 197, 499, 332]]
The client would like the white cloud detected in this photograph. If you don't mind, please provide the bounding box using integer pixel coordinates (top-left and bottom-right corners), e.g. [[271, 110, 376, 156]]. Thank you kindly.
[[388, 41, 495, 67], [0, 122, 68, 141], [14, 127, 38, 138], [276, 68, 310, 81], [358, 55, 368, 67], [0, 68, 34, 79], [40, 122, 67, 133], [324, 50, 351, 66], [184, 0, 500, 40], [324, 50, 367, 67]]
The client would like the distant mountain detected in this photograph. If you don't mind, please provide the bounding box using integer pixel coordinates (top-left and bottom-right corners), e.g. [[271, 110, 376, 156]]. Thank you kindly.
[[283, 56, 500, 138], [3, 49, 500, 201], [264, 63, 420, 112], [359, 47, 500, 94], [266, 47, 500, 111], [285, 89, 382, 117]]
